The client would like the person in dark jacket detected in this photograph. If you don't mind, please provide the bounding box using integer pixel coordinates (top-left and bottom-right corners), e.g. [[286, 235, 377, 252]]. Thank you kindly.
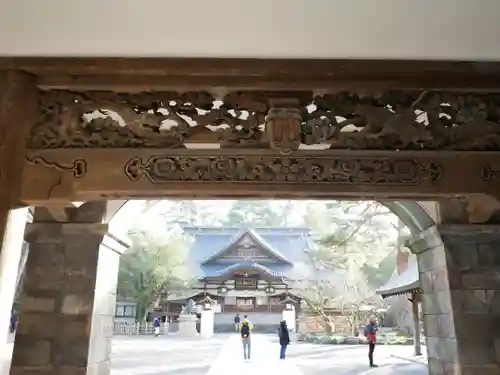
[[234, 313, 240, 331], [278, 320, 290, 359], [364, 316, 378, 367], [153, 317, 161, 337]]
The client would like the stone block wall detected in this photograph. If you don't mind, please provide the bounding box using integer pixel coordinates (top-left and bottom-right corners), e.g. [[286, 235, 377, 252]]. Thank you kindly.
[[11, 225, 105, 375], [10, 203, 127, 375], [413, 225, 500, 375], [297, 313, 350, 334]]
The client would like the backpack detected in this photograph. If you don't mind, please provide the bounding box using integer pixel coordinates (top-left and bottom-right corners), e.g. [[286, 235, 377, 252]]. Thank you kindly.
[[241, 323, 250, 338], [364, 324, 372, 337]]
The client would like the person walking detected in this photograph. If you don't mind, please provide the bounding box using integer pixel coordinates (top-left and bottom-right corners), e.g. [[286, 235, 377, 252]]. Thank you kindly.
[[234, 313, 240, 331], [153, 317, 161, 337], [240, 319, 252, 360], [278, 320, 290, 359], [364, 316, 379, 368]]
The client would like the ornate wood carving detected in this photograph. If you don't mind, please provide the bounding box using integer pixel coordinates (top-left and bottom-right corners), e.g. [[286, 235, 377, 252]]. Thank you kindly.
[[480, 165, 500, 181], [26, 156, 87, 178], [123, 155, 443, 185], [29, 90, 500, 153], [20, 149, 500, 204]]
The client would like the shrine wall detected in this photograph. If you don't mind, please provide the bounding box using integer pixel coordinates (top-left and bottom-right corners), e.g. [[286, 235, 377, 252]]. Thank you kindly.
[[0, 0, 499, 60]]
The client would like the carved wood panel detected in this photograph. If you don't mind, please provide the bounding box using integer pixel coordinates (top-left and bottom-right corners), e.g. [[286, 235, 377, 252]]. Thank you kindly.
[[20, 149, 500, 204], [123, 155, 443, 185], [29, 89, 500, 153]]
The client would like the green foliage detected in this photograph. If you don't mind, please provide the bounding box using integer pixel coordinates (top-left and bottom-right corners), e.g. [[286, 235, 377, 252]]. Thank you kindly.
[[117, 225, 192, 321], [222, 200, 291, 226], [297, 201, 400, 334]]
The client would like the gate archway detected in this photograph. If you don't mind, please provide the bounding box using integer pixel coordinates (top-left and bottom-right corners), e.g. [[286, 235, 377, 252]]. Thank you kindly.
[[3, 58, 500, 375]]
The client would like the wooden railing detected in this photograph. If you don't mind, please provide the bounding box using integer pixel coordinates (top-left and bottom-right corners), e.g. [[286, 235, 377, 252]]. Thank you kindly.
[[113, 322, 179, 335]]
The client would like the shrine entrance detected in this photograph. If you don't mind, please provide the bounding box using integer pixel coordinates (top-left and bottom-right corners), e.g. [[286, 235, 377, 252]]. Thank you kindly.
[[2, 58, 500, 375]]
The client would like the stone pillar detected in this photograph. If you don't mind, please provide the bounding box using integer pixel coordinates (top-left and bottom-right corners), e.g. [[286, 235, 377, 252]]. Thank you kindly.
[[410, 225, 500, 375], [282, 307, 296, 332], [87, 232, 128, 375], [410, 294, 422, 356], [200, 308, 214, 339], [10, 202, 126, 375]]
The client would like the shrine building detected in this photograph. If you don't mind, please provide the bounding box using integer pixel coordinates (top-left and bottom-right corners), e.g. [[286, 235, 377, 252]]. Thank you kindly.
[[159, 226, 311, 332]]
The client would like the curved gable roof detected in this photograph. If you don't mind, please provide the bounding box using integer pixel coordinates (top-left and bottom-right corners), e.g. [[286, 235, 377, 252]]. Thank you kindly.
[[183, 226, 314, 279], [200, 228, 292, 265], [376, 257, 420, 298]]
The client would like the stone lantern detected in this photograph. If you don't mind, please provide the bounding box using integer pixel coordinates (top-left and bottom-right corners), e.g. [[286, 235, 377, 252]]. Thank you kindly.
[[199, 295, 215, 311], [198, 295, 215, 339], [280, 296, 297, 341]]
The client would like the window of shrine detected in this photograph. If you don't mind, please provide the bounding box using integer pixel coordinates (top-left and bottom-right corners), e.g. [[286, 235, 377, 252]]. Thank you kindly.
[[236, 248, 256, 258], [236, 297, 256, 308], [234, 278, 257, 289]]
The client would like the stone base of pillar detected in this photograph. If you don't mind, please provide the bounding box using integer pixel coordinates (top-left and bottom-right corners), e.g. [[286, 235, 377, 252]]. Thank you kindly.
[[178, 315, 199, 337]]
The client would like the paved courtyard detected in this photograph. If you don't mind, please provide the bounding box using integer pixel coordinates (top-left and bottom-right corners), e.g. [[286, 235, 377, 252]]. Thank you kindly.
[[111, 334, 428, 375]]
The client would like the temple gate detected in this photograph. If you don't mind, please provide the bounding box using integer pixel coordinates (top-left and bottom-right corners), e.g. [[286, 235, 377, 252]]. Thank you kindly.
[[1, 58, 500, 374]]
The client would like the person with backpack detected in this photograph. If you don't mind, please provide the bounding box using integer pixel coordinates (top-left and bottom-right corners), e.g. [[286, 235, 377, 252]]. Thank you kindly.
[[278, 320, 290, 359], [364, 316, 378, 368], [240, 319, 252, 360]]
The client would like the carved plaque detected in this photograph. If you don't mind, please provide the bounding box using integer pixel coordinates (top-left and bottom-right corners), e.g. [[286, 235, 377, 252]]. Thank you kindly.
[[265, 104, 302, 154], [124, 155, 443, 185]]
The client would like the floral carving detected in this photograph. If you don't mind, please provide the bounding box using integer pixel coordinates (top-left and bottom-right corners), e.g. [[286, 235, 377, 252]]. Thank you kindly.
[[29, 89, 500, 151], [124, 155, 443, 186]]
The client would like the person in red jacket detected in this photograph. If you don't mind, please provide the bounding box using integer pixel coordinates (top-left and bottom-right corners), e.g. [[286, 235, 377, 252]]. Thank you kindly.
[[364, 316, 378, 368]]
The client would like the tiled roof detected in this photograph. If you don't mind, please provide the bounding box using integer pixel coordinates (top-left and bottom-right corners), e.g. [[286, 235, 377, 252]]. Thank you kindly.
[[200, 227, 292, 264], [376, 257, 420, 298], [182, 226, 315, 280]]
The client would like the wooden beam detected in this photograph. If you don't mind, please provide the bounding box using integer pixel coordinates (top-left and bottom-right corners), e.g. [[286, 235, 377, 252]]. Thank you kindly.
[[19, 149, 500, 204], [35, 74, 500, 93], [0, 57, 497, 77], [2, 58, 500, 91]]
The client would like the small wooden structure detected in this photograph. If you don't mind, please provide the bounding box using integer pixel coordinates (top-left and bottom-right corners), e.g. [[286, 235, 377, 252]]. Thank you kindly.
[[376, 259, 422, 355]]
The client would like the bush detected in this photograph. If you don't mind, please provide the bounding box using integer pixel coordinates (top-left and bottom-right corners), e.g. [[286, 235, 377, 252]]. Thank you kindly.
[[299, 332, 414, 345]]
